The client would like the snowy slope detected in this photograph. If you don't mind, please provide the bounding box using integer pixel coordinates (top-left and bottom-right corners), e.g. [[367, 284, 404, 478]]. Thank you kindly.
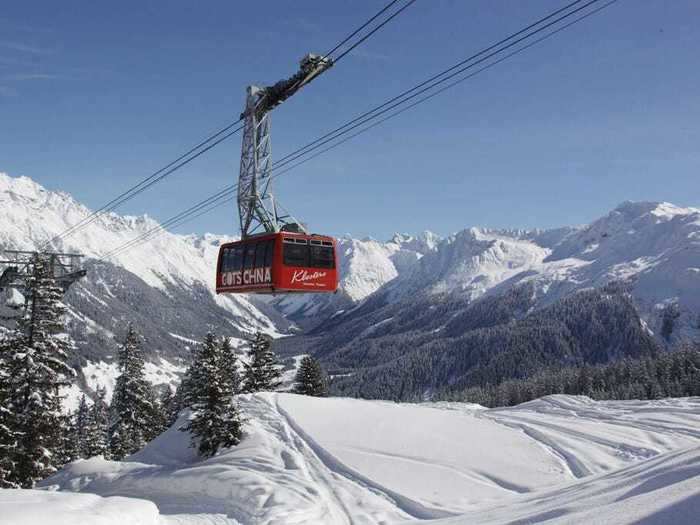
[[35, 393, 700, 524]]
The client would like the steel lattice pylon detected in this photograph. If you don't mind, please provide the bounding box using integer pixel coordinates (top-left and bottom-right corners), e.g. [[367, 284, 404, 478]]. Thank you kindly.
[[236, 54, 333, 238], [238, 86, 279, 237]]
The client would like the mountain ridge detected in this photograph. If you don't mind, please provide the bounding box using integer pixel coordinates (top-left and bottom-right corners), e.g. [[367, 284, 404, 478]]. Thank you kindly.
[[2, 171, 699, 405]]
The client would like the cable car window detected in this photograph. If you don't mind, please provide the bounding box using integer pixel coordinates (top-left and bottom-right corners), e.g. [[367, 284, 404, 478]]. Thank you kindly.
[[264, 239, 274, 267], [230, 246, 244, 272], [243, 243, 256, 269], [309, 245, 335, 269], [255, 241, 267, 268], [283, 243, 308, 267], [221, 248, 229, 271]]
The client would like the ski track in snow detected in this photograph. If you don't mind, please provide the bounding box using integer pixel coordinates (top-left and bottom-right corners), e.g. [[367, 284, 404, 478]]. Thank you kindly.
[[19, 393, 700, 525], [275, 398, 456, 521]]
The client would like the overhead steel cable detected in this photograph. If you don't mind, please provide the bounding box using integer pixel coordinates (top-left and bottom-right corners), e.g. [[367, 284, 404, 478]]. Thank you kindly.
[[331, 0, 418, 63], [49, 1, 418, 251], [99, 185, 237, 260], [103, 0, 618, 260], [270, 0, 621, 181], [270, 0, 602, 173], [43, 118, 244, 250], [270, 0, 588, 171], [322, 0, 405, 59]]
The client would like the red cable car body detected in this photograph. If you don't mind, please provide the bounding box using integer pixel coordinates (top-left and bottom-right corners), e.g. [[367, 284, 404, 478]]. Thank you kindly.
[[216, 232, 338, 294]]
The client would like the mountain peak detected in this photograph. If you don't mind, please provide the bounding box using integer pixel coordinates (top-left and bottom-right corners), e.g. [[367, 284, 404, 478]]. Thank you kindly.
[[0, 171, 48, 199], [612, 200, 662, 217], [612, 200, 699, 221]]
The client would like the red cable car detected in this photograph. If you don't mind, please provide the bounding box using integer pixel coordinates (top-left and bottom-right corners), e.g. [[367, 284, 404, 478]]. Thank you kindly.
[[216, 232, 338, 294], [218, 54, 339, 295]]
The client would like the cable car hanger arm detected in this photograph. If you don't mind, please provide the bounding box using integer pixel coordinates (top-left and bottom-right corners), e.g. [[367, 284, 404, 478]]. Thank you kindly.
[[243, 54, 334, 120]]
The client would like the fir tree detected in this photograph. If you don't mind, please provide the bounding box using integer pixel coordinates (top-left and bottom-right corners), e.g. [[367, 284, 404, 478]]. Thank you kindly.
[[0, 338, 19, 488], [145, 390, 167, 442], [1, 255, 75, 487], [109, 324, 157, 459], [74, 395, 90, 457], [160, 387, 178, 427], [219, 337, 242, 395], [182, 333, 244, 457], [169, 367, 194, 424], [84, 386, 109, 458], [242, 333, 281, 393], [56, 411, 79, 466], [293, 356, 329, 397]]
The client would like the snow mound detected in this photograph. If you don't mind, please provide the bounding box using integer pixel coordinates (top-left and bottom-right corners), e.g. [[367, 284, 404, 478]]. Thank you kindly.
[[0, 488, 160, 525], [435, 444, 700, 524]]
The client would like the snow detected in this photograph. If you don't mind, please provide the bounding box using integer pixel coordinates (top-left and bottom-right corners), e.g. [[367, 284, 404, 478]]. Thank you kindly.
[[143, 358, 187, 388], [169, 333, 200, 345], [82, 358, 185, 402], [386, 227, 552, 302], [0, 489, 160, 525], [582, 241, 599, 253], [59, 383, 87, 413], [82, 361, 120, 401], [279, 353, 307, 390], [650, 201, 700, 221], [29, 393, 700, 524], [434, 445, 700, 525]]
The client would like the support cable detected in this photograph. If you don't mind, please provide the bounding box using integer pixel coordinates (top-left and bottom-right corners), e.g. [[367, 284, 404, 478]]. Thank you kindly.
[[48, 0, 417, 250], [104, 0, 618, 259]]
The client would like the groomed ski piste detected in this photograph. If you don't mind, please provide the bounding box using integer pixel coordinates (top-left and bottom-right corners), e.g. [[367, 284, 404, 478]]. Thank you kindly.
[[2, 394, 700, 524]]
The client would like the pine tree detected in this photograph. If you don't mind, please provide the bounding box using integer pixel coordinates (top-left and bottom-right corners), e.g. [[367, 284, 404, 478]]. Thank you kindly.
[[242, 333, 281, 393], [56, 411, 79, 466], [109, 324, 157, 460], [219, 337, 242, 397], [182, 333, 244, 457], [169, 367, 194, 424], [73, 395, 90, 457], [293, 356, 329, 397], [159, 387, 178, 427], [0, 337, 19, 488], [1, 255, 75, 487], [84, 386, 109, 458], [145, 390, 167, 442]]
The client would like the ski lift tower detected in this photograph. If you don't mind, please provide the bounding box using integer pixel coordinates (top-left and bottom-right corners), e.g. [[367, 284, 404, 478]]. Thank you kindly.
[[0, 250, 87, 296]]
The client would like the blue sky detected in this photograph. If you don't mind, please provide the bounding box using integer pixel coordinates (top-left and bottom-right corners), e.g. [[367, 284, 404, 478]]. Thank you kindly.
[[2, 0, 698, 240]]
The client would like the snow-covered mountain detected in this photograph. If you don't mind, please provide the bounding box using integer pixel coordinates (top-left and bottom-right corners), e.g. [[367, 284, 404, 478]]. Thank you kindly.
[[324, 201, 700, 343], [280, 201, 700, 400], [0, 172, 288, 399]]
